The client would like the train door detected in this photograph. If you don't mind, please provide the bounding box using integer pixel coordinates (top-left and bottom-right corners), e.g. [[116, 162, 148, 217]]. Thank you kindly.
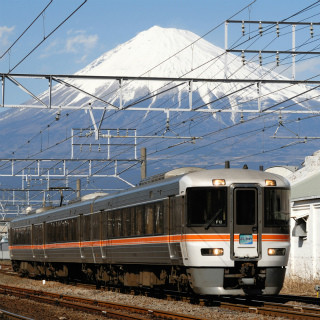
[[232, 185, 261, 259], [168, 196, 180, 261]]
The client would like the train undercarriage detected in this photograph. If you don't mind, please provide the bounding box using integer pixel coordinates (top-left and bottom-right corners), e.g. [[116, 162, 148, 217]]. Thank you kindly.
[[11, 260, 285, 295]]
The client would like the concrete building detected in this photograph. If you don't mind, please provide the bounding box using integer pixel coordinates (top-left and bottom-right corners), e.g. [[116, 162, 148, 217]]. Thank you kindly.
[[288, 172, 320, 279], [268, 151, 320, 279]]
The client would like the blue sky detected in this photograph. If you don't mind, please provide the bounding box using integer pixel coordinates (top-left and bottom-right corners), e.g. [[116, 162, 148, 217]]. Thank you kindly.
[[0, 0, 319, 103]]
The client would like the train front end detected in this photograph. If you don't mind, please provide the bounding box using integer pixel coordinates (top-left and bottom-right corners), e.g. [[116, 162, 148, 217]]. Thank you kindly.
[[180, 169, 290, 295]]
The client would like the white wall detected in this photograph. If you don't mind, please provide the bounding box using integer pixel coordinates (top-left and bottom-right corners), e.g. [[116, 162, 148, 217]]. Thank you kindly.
[[287, 200, 320, 279]]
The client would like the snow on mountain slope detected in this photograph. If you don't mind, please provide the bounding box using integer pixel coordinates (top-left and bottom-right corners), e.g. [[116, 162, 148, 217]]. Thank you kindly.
[[1, 26, 319, 169], [41, 26, 319, 113]]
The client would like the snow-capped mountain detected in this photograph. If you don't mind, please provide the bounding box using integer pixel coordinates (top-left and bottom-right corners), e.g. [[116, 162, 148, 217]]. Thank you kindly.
[[0, 26, 319, 173], [38, 25, 318, 114]]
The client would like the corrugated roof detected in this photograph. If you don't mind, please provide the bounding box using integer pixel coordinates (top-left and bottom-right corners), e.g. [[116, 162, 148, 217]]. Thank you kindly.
[[291, 171, 320, 200]]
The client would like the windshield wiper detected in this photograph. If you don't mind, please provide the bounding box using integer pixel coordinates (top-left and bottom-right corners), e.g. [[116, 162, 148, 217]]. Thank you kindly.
[[205, 208, 222, 230]]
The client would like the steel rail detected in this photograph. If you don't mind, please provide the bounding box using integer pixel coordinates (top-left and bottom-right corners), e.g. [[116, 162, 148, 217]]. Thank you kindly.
[[0, 284, 208, 320], [2, 269, 320, 319], [0, 309, 33, 320]]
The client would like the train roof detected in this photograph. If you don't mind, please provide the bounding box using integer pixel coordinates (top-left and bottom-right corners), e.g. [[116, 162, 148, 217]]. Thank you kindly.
[[10, 168, 289, 226], [179, 168, 290, 193]]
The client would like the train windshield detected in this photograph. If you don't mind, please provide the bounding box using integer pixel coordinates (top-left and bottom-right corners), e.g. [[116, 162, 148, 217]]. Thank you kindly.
[[187, 187, 227, 227], [264, 188, 290, 227]]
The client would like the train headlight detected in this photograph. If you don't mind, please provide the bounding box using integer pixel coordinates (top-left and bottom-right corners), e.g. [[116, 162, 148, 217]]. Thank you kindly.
[[265, 179, 276, 186], [201, 248, 224, 256], [268, 248, 286, 256], [212, 179, 226, 186]]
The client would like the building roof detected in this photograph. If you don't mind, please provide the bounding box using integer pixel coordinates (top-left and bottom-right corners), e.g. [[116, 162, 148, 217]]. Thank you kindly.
[[291, 171, 320, 201]]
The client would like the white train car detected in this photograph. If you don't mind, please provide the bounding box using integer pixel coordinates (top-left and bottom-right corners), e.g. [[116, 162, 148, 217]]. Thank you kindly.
[[9, 168, 290, 295]]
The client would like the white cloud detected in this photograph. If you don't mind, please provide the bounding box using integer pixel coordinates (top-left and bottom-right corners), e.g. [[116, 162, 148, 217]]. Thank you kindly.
[[41, 30, 98, 63], [0, 26, 15, 45], [65, 32, 98, 54], [295, 58, 320, 75]]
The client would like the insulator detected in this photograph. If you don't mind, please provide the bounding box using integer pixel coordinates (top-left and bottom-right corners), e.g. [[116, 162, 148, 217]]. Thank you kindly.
[[55, 110, 61, 121], [276, 51, 279, 66], [259, 51, 262, 66], [310, 23, 314, 38], [259, 22, 263, 36], [241, 51, 245, 65], [242, 21, 245, 36], [276, 23, 280, 37], [89, 144, 92, 152], [80, 144, 82, 152], [98, 144, 101, 152], [240, 112, 244, 123]]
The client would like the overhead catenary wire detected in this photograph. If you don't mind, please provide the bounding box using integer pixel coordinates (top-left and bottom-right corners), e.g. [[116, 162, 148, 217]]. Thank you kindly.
[[8, 0, 87, 73], [0, 0, 54, 60], [2, 0, 320, 205]]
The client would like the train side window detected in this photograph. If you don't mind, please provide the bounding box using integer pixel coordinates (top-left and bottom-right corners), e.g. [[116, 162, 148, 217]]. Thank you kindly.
[[155, 203, 164, 234], [35, 224, 43, 245], [83, 215, 91, 241], [91, 213, 100, 240], [63, 220, 68, 242], [13, 226, 31, 245], [46, 223, 51, 243], [130, 207, 136, 236], [107, 211, 114, 238], [122, 207, 131, 237], [114, 210, 122, 238], [102, 211, 108, 240], [145, 204, 154, 235], [46, 222, 55, 243], [136, 206, 145, 236], [68, 218, 77, 242]]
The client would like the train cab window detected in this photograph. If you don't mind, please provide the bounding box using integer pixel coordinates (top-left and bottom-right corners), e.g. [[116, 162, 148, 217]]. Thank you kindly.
[[264, 188, 290, 227], [187, 187, 227, 227], [235, 189, 256, 225]]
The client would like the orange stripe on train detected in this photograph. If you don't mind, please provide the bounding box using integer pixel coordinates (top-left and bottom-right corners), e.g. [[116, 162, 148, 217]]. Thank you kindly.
[[9, 233, 289, 250]]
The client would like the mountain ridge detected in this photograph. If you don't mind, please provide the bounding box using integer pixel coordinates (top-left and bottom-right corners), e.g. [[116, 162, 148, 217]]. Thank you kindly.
[[0, 25, 319, 173]]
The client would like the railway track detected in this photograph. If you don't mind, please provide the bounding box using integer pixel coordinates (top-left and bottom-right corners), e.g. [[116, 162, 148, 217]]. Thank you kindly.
[[2, 283, 320, 319], [2, 263, 320, 319], [215, 299, 320, 319], [0, 308, 33, 320], [0, 284, 208, 320]]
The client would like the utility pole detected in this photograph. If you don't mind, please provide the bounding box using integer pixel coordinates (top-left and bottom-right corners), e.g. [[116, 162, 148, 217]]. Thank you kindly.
[[141, 147, 147, 180]]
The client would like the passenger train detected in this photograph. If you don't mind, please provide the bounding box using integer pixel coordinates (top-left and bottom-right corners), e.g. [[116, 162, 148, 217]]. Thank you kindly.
[[9, 167, 290, 295]]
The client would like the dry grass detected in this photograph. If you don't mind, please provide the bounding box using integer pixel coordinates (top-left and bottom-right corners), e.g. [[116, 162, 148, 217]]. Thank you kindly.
[[281, 276, 320, 296]]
